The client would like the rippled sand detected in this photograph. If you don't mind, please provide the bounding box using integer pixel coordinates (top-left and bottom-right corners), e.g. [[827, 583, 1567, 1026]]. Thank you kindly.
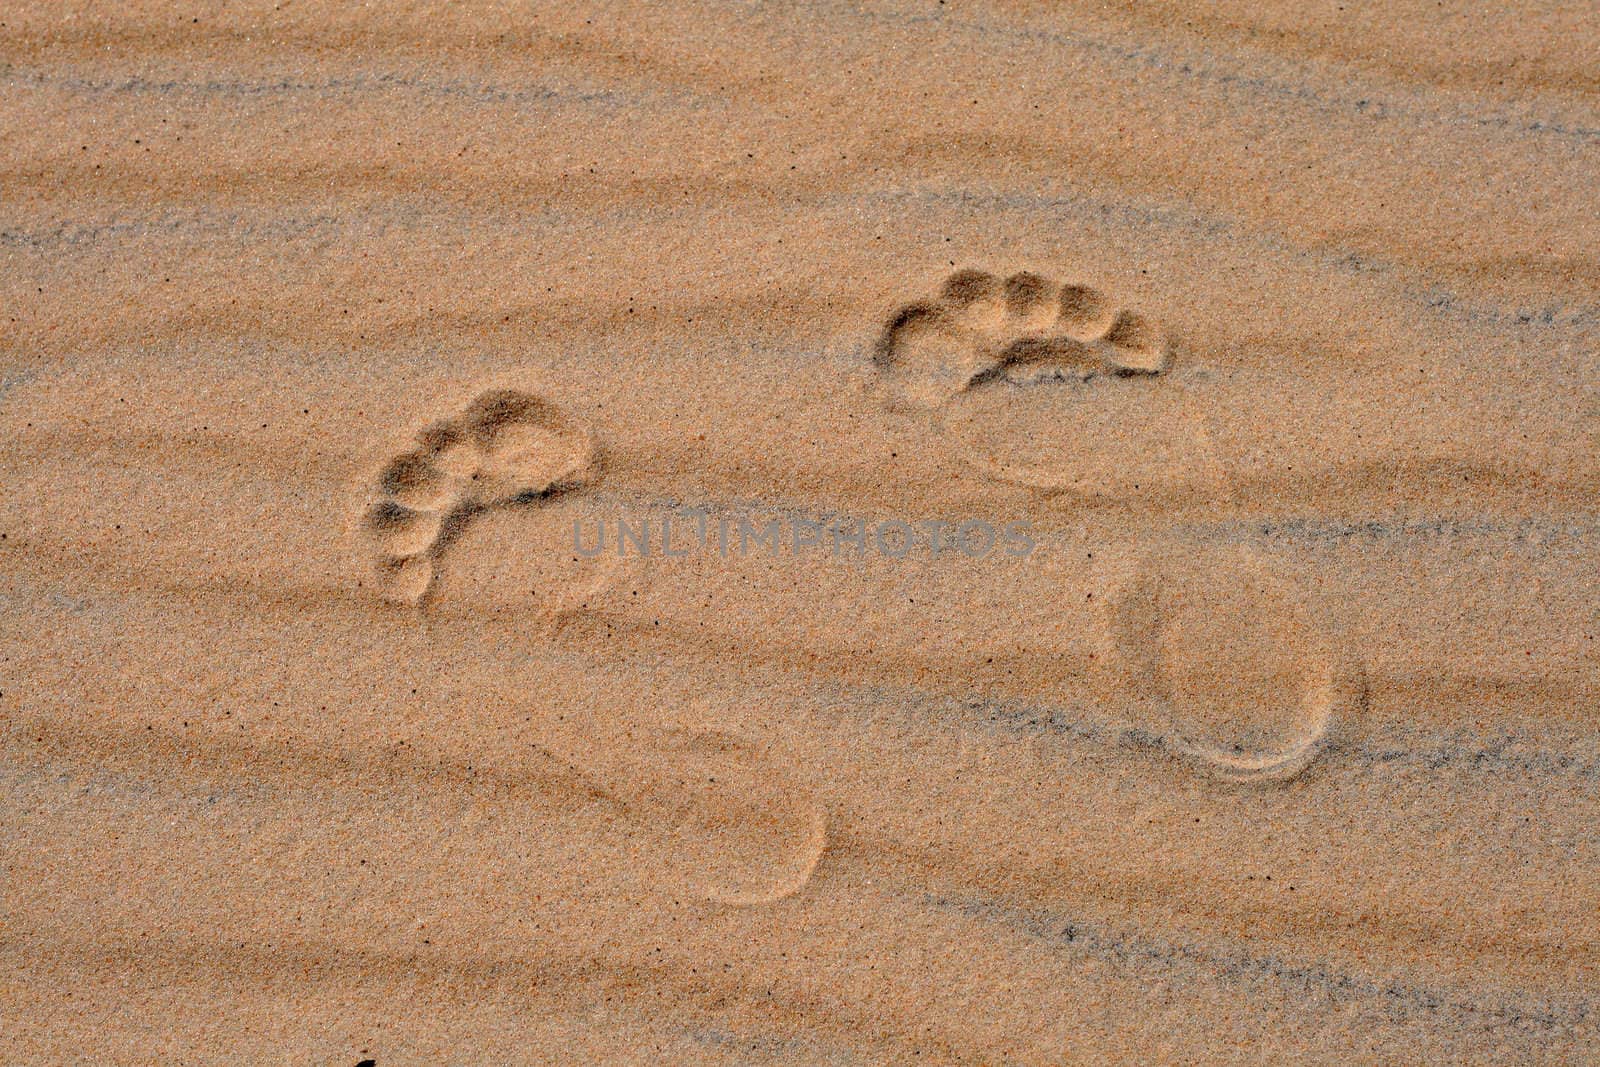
[[3, 2, 1598, 1063]]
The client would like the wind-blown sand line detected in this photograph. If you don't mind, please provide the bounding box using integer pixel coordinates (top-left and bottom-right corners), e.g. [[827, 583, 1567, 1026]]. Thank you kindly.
[[12, 726, 1587, 1062], [9, 734, 1591, 1061], [0, 925, 941, 1063], [7, 604, 1593, 986]]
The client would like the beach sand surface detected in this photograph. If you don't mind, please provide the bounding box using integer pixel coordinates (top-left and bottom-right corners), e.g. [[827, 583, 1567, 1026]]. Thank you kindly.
[[2, 1, 1598, 1063]]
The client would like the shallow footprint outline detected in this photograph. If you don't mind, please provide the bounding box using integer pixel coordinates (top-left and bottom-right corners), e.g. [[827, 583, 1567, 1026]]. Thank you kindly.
[[1092, 546, 1358, 784], [587, 719, 829, 906], [358, 388, 601, 607]]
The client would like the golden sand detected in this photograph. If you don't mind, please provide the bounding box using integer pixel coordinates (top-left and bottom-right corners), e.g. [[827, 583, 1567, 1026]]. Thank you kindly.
[[3, 1, 1598, 1062]]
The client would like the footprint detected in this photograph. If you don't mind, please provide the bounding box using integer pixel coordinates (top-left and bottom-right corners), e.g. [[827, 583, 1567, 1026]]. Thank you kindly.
[[939, 372, 1230, 501], [871, 268, 1169, 410], [872, 272, 1358, 779], [356, 388, 604, 609], [1092, 547, 1356, 783], [356, 391, 824, 905], [872, 268, 1209, 500], [580, 720, 829, 906]]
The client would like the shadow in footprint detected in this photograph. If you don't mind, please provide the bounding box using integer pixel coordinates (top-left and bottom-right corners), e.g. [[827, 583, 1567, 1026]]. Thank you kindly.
[[872, 268, 1169, 411]]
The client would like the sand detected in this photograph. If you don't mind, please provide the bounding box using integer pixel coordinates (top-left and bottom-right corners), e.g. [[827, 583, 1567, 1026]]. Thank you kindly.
[[2, 1, 1598, 1063]]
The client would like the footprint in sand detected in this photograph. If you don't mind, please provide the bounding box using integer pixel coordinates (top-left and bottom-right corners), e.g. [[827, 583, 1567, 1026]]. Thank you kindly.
[[356, 388, 826, 903], [873, 269, 1358, 782], [1092, 547, 1357, 783], [872, 268, 1221, 501], [357, 388, 607, 609], [872, 268, 1169, 409]]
